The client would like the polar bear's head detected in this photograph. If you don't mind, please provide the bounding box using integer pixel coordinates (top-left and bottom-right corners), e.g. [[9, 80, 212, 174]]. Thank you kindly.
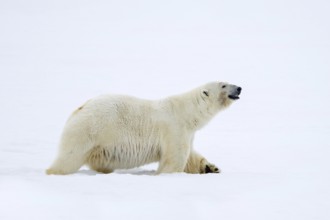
[[201, 82, 242, 109]]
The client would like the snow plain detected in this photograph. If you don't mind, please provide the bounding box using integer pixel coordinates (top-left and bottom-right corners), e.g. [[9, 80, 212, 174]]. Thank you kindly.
[[0, 0, 330, 219]]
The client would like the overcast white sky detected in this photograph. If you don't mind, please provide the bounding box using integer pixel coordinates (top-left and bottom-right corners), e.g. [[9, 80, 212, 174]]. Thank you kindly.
[[0, 1, 329, 220]]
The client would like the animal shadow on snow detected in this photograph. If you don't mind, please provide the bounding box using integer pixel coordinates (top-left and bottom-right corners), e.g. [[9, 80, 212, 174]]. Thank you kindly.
[[75, 168, 156, 176]]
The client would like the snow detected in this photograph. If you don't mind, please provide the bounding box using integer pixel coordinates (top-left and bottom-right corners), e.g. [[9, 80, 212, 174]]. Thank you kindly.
[[1, 0, 330, 219]]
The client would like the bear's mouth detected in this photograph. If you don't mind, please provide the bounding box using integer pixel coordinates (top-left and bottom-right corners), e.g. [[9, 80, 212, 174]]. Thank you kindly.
[[228, 95, 240, 100]]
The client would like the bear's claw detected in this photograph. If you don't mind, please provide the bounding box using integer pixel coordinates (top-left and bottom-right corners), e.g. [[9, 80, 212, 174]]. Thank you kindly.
[[203, 163, 220, 174]]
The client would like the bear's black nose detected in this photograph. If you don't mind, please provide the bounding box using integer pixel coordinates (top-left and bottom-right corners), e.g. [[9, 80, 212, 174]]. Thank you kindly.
[[237, 87, 242, 94]]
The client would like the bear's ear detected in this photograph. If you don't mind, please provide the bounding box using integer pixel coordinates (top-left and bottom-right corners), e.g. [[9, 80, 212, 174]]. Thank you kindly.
[[202, 89, 209, 97]]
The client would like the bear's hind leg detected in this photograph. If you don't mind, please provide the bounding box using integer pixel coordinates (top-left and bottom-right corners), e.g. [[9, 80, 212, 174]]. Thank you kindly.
[[46, 144, 92, 175], [46, 152, 86, 175]]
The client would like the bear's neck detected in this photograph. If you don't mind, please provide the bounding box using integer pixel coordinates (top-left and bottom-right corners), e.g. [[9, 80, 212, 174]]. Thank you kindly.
[[164, 90, 219, 131]]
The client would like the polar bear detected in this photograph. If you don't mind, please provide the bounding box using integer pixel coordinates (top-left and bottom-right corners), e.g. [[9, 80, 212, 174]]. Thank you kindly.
[[46, 82, 241, 175]]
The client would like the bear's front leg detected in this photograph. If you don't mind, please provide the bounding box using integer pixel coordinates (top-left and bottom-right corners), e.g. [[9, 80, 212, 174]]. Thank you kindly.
[[156, 142, 191, 174], [184, 150, 220, 174], [200, 159, 220, 174]]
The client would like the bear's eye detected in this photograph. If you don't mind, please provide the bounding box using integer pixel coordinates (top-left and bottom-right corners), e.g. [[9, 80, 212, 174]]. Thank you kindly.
[[222, 85, 226, 88]]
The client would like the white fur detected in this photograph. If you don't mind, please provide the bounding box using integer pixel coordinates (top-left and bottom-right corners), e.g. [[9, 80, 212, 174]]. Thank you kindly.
[[46, 82, 239, 175]]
